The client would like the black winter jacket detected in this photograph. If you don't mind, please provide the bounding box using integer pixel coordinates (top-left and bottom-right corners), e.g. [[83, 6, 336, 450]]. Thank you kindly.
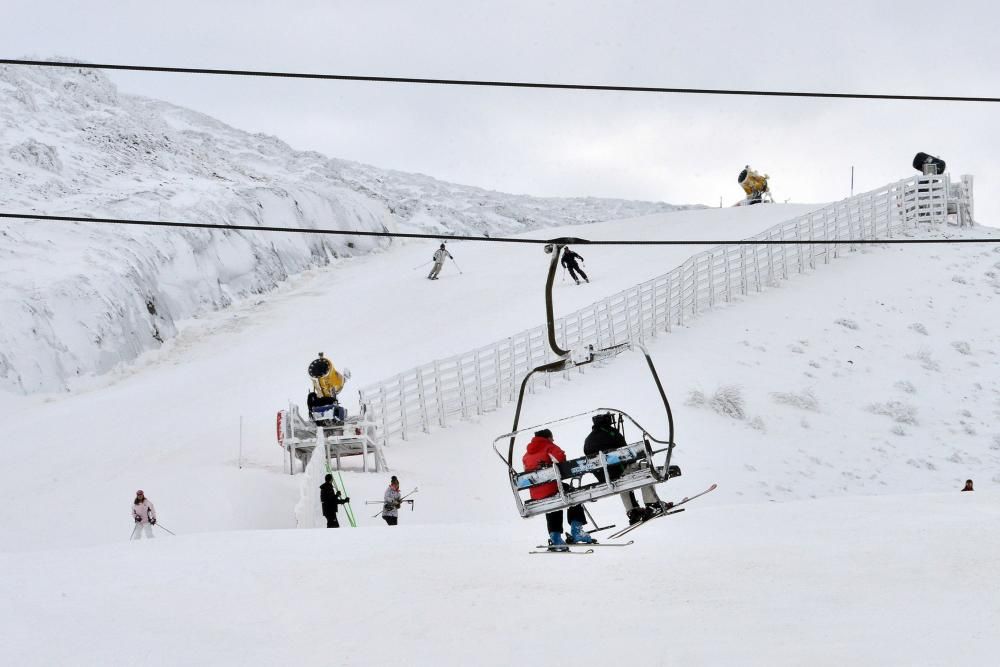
[[583, 425, 627, 457], [320, 481, 347, 516], [561, 250, 584, 268]]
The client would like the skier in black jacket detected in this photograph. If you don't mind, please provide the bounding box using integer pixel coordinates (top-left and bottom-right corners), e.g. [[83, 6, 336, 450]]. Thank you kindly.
[[584, 413, 668, 524], [561, 248, 589, 285], [320, 474, 350, 528]]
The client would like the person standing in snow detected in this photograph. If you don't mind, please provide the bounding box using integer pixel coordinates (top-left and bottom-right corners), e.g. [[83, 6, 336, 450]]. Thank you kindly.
[[584, 413, 669, 525], [427, 243, 453, 280], [560, 247, 589, 285], [131, 490, 157, 540], [320, 474, 350, 528], [382, 476, 403, 526], [962, 479, 975, 492], [522, 429, 594, 550]]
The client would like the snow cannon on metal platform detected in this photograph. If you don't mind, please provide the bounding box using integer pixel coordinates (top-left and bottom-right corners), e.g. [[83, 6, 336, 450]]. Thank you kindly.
[[913, 152, 946, 175], [736, 165, 774, 205], [306, 352, 351, 425]]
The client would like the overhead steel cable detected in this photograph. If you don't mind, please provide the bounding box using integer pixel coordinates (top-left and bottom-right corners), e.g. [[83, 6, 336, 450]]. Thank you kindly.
[[1, 58, 998, 103], [0, 211, 995, 245]]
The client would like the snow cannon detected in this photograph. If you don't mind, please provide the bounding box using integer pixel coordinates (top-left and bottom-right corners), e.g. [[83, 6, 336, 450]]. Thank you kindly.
[[912, 152, 946, 175], [306, 353, 350, 425], [737, 165, 773, 205]]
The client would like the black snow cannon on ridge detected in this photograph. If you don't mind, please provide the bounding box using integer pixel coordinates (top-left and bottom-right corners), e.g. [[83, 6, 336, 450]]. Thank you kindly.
[[913, 152, 946, 175]]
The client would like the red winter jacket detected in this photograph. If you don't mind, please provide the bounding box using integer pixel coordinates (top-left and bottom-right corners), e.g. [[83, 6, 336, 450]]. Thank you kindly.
[[522, 436, 567, 500]]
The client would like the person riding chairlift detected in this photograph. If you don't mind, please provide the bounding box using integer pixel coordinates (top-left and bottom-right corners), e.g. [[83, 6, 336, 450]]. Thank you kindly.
[[584, 413, 671, 524], [522, 429, 595, 550]]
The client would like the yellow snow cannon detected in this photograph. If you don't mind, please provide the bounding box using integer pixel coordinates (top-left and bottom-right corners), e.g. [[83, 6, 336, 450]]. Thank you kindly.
[[308, 352, 347, 398], [737, 165, 773, 205]]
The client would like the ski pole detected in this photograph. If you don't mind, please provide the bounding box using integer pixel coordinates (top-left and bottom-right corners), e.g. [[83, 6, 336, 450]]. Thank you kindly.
[[450, 259, 463, 275], [411, 260, 432, 270], [154, 523, 176, 536], [370, 499, 413, 518], [336, 470, 356, 527], [129, 524, 139, 541]]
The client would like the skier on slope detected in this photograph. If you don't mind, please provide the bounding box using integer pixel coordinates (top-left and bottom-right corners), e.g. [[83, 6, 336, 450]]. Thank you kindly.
[[584, 413, 670, 525], [962, 479, 975, 492], [382, 476, 403, 526], [427, 243, 454, 280], [522, 429, 594, 550], [131, 490, 157, 540], [560, 247, 589, 285], [320, 474, 350, 528]]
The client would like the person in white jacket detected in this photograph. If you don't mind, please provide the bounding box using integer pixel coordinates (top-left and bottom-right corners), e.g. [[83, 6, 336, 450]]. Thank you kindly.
[[382, 476, 402, 526], [427, 244, 454, 280], [131, 490, 157, 539]]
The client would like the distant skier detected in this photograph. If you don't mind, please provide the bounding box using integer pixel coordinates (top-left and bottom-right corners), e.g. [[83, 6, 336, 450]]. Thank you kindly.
[[131, 490, 157, 540], [522, 429, 594, 550], [427, 243, 454, 280], [382, 476, 403, 526], [320, 474, 350, 528], [962, 479, 974, 492], [561, 247, 589, 285], [584, 413, 669, 524]]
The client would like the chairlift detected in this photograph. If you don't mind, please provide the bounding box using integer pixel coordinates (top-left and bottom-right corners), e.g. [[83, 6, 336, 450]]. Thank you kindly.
[[492, 241, 682, 519]]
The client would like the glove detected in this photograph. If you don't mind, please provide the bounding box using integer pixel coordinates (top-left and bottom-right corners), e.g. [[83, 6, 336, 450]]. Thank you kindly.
[[150, 518, 156, 525], [343, 497, 350, 503], [134, 516, 141, 523]]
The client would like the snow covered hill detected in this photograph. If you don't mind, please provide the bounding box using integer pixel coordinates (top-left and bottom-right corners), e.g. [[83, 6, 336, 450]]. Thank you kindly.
[[0, 62, 693, 394]]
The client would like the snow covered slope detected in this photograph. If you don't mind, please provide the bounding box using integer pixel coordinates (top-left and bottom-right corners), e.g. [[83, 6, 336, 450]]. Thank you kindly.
[[3, 197, 998, 663], [3, 492, 997, 666], [0, 62, 693, 394]]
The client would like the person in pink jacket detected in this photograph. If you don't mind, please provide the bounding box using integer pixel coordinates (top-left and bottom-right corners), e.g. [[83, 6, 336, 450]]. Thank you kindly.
[[131, 490, 157, 540]]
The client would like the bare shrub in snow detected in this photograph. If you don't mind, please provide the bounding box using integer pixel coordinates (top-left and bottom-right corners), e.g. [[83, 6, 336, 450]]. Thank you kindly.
[[835, 318, 860, 330], [908, 322, 928, 336], [951, 275, 969, 285], [686, 385, 746, 420], [770, 388, 820, 412], [894, 380, 917, 394], [907, 348, 940, 372], [952, 341, 972, 355], [868, 401, 918, 425], [891, 424, 907, 436]]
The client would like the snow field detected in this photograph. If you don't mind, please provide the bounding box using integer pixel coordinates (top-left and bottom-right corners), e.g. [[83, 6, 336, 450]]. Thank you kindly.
[[2, 492, 996, 666]]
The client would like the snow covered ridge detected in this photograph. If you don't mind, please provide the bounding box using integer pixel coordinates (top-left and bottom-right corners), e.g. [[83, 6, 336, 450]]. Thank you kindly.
[[0, 63, 693, 395]]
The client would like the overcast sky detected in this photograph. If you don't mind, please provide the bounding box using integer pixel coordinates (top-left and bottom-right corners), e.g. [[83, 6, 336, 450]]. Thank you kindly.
[[4, 1, 999, 221]]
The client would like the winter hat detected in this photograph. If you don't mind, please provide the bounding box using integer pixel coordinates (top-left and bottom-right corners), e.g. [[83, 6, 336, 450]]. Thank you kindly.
[[324, 474, 333, 482], [592, 413, 614, 427], [390, 475, 399, 485], [534, 429, 553, 439]]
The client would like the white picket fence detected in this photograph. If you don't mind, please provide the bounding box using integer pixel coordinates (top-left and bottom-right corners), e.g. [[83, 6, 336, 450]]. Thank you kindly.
[[358, 173, 974, 446]]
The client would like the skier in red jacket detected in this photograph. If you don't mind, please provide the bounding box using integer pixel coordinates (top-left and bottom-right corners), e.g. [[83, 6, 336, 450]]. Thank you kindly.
[[522, 429, 594, 549]]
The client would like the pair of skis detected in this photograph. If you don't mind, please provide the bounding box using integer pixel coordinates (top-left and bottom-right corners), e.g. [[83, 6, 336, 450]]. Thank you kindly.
[[529, 540, 633, 555], [528, 483, 717, 554]]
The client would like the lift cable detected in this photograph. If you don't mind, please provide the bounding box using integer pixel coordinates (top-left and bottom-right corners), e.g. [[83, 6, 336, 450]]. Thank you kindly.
[[1, 58, 998, 103], [1, 211, 994, 246]]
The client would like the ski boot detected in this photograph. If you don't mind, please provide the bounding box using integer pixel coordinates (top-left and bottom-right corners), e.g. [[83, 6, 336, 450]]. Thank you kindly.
[[645, 501, 674, 516], [627, 508, 647, 525], [566, 521, 595, 544], [547, 532, 569, 552]]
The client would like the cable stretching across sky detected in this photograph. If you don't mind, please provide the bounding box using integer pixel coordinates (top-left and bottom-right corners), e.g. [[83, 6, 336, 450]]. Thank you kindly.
[[0, 212, 995, 246], [0, 58, 998, 103]]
